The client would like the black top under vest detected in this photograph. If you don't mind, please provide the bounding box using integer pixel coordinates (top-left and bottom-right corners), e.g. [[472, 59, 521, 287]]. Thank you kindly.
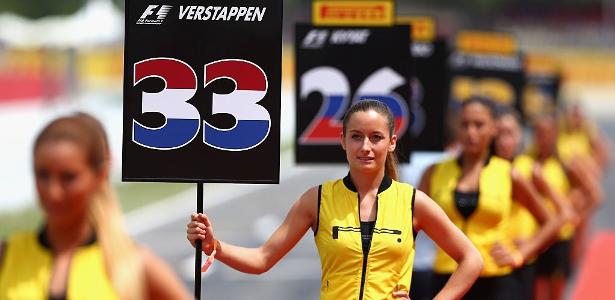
[[454, 155, 491, 220], [360, 221, 376, 255], [454, 190, 479, 219]]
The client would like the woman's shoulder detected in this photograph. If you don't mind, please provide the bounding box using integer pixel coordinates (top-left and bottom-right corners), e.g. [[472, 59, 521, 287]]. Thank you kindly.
[[299, 185, 320, 202], [0, 231, 40, 270], [489, 155, 513, 169], [513, 154, 535, 165], [2, 231, 37, 247], [424, 157, 458, 176]]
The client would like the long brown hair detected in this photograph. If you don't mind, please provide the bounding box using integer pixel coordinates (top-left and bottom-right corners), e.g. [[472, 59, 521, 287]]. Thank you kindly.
[[342, 100, 399, 180], [34, 112, 145, 300]]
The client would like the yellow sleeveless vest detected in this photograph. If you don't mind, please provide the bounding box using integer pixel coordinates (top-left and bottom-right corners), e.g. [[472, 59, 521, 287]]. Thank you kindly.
[[508, 155, 539, 243], [0, 231, 119, 300], [430, 156, 514, 277], [315, 175, 415, 300], [557, 128, 592, 164], [539, 156, 574, 240]]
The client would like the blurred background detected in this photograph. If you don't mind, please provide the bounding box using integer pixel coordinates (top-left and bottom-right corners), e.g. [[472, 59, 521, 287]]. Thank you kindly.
[[1, 0, 614, 299]]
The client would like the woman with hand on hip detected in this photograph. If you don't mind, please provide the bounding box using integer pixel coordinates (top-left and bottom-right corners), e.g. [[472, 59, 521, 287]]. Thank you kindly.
[[531, 114, 586, 300], [495, 108, 572, 300], [188, 100, 483, 299], [420, 98, 561, 300]]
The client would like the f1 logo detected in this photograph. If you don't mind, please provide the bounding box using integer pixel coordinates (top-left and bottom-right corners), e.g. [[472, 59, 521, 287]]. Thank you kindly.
[[302, 29, 329, 49], [137, 5, 172, 25], [140, 5, 159, 19]]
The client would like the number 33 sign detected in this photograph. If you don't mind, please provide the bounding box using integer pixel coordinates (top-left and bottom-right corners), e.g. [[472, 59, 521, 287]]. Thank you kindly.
[[122, 0, 282, 183], [132, 58, 270, 151]]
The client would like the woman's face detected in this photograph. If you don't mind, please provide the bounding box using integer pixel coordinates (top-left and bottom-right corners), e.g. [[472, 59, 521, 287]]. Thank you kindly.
[[458, 103, 497, 156], [341, 110, 396, 175], [496, 114, 522, 160], [34, 141, 102, 225], [569, 105, 584, 129], [533, 118, 557, 157]]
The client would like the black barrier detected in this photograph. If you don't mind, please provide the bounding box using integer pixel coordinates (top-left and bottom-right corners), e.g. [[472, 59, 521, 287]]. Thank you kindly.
[[522, 55, 562, 120], [446, 47, 526, 146], [448, 51, 526, 113], [123, 0, 282, 184], [409, 37, 449, 151], [295, 24, 413, 163]]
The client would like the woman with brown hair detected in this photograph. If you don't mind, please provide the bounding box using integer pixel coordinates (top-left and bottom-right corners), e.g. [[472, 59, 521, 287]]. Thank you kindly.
[[188, 100, 483, 299], [420, 98, 562, 300], [495, 108, 574, 300], [0, 112, 191, 300]]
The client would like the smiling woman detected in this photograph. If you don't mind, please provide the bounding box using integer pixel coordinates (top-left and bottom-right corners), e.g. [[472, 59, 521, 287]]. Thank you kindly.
[[188, 99, 483, 300]]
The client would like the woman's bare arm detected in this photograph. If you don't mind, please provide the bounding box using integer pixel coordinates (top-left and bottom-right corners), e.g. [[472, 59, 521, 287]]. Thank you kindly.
[[418, 164, 435, 194], [512, 170, 562, 260], [590, 128, 613, 170], [413, 190, 483, 300], [142, 247, 192, 300], [566, 160, 603, 217], [187, 187, 317, 274], [531, 165, 577, 225]]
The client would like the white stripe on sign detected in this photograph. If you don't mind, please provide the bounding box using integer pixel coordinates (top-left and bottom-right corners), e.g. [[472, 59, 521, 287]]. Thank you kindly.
[[211, 90, 269, 120], [141, 89, 197, 119]]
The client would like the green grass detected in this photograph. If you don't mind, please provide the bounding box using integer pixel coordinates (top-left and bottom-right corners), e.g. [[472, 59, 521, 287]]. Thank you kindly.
[[0, 182, 191, 238], [115, 181, 192, 212], [0, 207, 43, 238]]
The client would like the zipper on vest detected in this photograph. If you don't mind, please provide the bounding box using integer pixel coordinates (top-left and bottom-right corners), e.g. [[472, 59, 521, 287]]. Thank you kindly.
[[359, 251, 368, 300], [358, 194, 376, 300]]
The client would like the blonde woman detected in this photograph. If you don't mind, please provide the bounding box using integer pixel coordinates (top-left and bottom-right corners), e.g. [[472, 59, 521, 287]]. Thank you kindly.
[[0, 113, 191, 300]]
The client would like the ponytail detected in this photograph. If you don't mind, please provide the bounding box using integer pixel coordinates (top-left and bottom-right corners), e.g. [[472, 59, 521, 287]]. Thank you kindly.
[[385, 151, 399, 181], [89, 183, 145, 300]]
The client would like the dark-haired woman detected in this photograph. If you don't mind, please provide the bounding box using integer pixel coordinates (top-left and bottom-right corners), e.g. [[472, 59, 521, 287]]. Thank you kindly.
[[420, 98, 562, 300], [557, 102, 609, 271], [188, 100, 483, 299], [495, 109, 572, 300], [530, 114, 586, 300]]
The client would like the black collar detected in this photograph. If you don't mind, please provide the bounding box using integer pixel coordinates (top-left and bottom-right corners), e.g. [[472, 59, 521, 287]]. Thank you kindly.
[[343, 173, 392, 194], [37, 226, 97, 250]]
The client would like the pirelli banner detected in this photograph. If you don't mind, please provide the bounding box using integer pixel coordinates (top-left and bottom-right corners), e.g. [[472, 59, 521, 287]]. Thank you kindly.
[[122, 0, 282, 183], [312, 0, 395, 26], [295, 24, 413, 163], [523, 54, 562, 120], [448, 31, 526, 115], [398, 17, 448, 151]]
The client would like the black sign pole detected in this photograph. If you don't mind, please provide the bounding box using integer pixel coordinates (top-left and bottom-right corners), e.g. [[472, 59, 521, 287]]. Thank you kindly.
[[194, 182, 204, 299]]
